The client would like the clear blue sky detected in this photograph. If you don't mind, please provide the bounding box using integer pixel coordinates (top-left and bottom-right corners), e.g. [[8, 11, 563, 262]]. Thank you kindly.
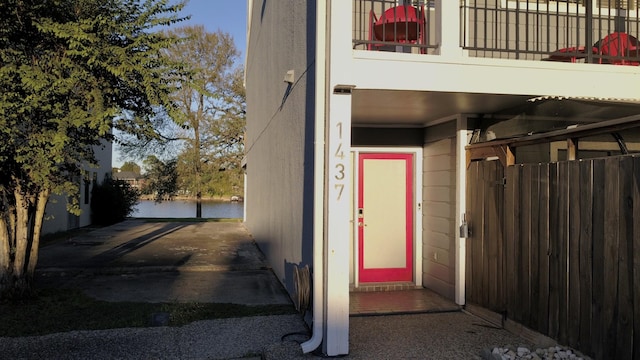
[[174, 0, 247, 56], [113, 0, 247, 168]]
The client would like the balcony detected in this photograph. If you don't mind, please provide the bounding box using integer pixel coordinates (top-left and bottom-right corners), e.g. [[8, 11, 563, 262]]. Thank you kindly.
[[353, 0, 640, 65]]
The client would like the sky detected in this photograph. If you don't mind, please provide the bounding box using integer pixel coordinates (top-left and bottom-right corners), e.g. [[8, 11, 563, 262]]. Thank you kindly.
[[174, 0, 247, 56], [112, 0, 248, 168]]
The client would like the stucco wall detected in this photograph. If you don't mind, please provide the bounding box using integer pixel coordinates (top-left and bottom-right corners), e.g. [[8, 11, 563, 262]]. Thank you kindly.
[[244, 0, 316, 295], [422, 133, 456, 300]]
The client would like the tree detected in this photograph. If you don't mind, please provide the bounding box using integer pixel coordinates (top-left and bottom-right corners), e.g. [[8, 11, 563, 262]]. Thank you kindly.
[[120, 161, 142, 175], [168, 26, 245, 216], [0, 0, 186, 298], [141, 155, 178, 202], [120, 25, 245, 216]]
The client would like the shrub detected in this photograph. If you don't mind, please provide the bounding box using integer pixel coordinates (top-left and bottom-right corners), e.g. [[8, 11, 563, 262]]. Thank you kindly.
[[91, 178, 140, 225]]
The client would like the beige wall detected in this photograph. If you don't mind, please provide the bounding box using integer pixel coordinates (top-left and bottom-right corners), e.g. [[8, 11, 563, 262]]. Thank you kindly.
[[422, 136, 457, 300], [244, 0, 315, 296]]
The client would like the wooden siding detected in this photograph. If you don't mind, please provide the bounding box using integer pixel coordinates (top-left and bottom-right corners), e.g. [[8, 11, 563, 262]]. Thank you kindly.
[[466, 154, 640, 360], [423, 138, 456, 299]]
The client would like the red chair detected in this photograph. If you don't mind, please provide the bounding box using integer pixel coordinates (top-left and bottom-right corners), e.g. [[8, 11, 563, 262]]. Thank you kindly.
[[543, 46, 598, 63], [368, 5, 426, 53], [597, 32, 640, 65]]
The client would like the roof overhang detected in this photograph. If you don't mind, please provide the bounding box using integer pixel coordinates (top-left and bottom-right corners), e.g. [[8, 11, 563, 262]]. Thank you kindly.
[[351, 89, 640, 128]]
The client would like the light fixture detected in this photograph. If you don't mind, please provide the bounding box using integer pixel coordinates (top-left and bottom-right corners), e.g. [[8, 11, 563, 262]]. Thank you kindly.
[[283, 70, 295, 84]]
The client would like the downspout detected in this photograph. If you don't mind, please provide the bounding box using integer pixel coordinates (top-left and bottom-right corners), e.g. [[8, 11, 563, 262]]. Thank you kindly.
[[300, 0, 327, 354]]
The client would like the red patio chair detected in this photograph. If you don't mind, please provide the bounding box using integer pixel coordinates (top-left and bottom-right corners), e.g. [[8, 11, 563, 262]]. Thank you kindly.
[[543, 46, 598, 63], [368, 5, 426, 53], [597, 32, 640, 66]]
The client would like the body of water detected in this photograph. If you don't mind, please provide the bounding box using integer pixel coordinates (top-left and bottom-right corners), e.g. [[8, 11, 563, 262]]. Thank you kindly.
[[132, 199, 244, 219]]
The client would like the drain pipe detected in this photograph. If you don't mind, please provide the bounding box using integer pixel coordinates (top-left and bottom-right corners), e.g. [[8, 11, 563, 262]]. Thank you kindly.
[[300, 0, 327, 354]]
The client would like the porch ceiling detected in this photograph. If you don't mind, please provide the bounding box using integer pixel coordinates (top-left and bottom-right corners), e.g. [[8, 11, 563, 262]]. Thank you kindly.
[[351, 90, 533, 127], [351, 89, 640, 128]]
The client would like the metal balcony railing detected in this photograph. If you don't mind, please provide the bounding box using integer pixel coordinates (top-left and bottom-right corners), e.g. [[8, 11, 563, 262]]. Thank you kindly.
[[354, 0, 640, 65], [353, 0, 439, 54]]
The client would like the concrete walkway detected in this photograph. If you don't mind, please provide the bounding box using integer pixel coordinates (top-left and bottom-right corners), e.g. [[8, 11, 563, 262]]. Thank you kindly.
[[1, 219, 539, 359]]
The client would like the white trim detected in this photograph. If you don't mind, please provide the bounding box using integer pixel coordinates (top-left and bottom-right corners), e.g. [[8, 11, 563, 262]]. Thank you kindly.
[[455, 116, 469, 306], [352, 152, 360, 289], [351, 146, 424, 289]]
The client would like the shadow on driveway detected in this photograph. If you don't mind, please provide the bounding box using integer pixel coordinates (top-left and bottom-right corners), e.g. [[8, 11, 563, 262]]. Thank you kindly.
[[35, 219, 293, 306]]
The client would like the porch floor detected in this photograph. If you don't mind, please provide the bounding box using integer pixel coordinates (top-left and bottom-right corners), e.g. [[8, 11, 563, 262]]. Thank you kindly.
[[349, 287, 461, 316]]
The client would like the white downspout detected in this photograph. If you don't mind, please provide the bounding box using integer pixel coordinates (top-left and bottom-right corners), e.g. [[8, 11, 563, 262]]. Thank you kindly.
[[300, 0, 327, 354]]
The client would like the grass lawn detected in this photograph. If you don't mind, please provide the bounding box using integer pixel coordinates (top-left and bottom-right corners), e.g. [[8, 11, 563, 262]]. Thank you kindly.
[[0, 288, 297, 337]]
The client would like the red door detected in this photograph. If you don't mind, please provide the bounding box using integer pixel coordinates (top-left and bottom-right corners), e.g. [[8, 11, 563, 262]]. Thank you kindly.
[[358, 153, 413, 283]]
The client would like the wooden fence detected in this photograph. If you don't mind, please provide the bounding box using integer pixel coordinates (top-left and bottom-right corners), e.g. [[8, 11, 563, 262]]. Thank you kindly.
[[465, 154, 640, 360]]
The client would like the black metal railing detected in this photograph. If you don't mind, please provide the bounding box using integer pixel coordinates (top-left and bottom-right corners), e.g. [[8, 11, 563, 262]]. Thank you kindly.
[[354, 0, 640, 65], [353, 0, 438, 54]]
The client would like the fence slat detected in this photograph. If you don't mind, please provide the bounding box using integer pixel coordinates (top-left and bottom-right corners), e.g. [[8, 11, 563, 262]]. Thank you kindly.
[[568, 161, 581, 349], [548, 163, 560, 339], [505, 163, 516, 317], [465, 162, 477, 303], [603, 157, 620, 358], [512, 165, 522, 320], [521, 164, 532, 325], [538, 163, 551, 335], [473, 161, 485, 304], [558, 161, 569, 344], [529, 164, 541, 332], [591, 158, 605, 360], [578, 160, 593, 355], [616, 156, 634, 360], [487, 162, 503, 310]]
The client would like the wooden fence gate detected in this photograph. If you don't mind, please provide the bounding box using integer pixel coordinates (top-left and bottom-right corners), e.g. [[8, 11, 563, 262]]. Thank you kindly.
[[465, 154, 640, 360]]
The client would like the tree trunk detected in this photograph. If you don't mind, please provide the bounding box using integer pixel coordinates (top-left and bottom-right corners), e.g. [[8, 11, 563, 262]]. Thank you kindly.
[[0, 188, 15, 296], [10, 185, 37, 296], [0, 216, 11, 293], [12, 187, 30, 279], [27, 189, 49, 275], [195, 93, 203, 218]]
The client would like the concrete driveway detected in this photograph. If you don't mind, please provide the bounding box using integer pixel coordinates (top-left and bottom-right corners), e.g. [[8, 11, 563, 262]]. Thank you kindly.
[[36, 219, 292, 305]]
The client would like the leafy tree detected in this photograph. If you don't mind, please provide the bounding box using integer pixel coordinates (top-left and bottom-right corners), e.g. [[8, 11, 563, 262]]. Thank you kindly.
[[167, 26, 245, 216], [121, 25, 245, 216], [0, 0, 186, 298], [119, 161, 142, 175], [141, 155, 178, 202]]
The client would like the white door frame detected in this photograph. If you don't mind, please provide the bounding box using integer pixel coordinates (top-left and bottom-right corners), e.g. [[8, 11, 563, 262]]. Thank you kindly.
[[351, 146, 423, 288]]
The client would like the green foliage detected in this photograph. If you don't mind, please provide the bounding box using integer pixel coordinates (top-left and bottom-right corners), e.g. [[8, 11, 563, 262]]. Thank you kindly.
[[119, 161, 142, 175], [167, 26, 246, 199], [118, 26, 245, 201], [91, 178, 140, 226], [0, 0, 188, 295], [142, 155, 178, 201]]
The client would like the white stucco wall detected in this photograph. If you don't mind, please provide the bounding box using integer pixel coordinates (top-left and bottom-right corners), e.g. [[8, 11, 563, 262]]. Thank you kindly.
[[42, 140, 112, 235], [244, 0, 316, 295]]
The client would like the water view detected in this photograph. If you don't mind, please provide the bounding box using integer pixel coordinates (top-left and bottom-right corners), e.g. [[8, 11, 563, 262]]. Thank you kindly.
[[132, 199, 244, 219]]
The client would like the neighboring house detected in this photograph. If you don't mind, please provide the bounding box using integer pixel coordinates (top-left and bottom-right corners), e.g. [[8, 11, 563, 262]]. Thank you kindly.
[[112, 170, 144, 190], [245, 0, 640, 356], [42, 141, 113, 235]]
